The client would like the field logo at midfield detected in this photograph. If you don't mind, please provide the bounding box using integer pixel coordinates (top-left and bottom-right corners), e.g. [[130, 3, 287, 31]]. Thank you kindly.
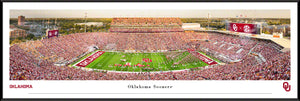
[[75, 51, 105, 67], [134, 63, 146, 67], [143, 58, 152, 62]]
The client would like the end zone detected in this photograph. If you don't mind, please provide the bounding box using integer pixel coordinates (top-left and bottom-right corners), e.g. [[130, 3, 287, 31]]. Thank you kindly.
[[73, 50, 105, 68]]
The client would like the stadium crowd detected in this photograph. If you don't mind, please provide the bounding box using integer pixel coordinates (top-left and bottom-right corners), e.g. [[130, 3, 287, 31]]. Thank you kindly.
[[109, 27, 184, 33], [110, 18, 184, 33], [195, 33, 259, 62], [9, 17, 290, 80], [111, 17, 182, 26], [10, 31, 290, 80]]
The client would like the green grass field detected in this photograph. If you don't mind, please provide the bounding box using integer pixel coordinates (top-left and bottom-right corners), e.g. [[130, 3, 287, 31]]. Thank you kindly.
[[72, 50, 219, 72]]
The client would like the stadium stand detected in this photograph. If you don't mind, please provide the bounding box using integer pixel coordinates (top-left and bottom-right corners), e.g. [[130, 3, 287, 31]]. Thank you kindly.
[[10, 31, 290, 80], [9, 18, 290, 80], [110, 18, 184, 33]]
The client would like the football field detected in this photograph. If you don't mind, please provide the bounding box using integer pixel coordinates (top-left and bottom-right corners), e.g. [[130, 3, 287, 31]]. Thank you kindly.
[[72, 50, 214, 72]]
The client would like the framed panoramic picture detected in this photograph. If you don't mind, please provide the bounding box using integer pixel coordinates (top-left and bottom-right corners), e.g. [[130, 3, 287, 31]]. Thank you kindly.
[[2, 2, 298, 100]]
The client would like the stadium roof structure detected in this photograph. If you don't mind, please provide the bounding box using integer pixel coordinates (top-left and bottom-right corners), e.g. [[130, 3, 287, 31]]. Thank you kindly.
[[10, 28, 26, 32], [270, 38, 290, 52], [75, 22, 104, 26], [182, 23, 203, 30]]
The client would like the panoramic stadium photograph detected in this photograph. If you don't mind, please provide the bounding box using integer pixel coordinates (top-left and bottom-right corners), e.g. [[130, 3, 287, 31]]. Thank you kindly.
[[9, 9, 291, 80]]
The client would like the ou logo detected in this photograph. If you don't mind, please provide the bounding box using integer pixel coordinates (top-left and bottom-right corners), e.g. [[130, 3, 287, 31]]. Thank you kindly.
[[283, 82, 291, 92], [244, 25, 250, 32], [233, 24, 238, 31], [49, 32, 52, 36], [55, 31, 58, 35]]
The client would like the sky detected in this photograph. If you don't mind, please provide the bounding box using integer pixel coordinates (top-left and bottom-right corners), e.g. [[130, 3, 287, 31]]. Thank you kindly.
[[10, 10, 290, 18]]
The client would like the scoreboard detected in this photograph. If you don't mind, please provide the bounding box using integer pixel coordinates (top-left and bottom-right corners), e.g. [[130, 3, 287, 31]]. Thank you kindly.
[[229, 23, 260, 34], [47, 30, 59, 38]]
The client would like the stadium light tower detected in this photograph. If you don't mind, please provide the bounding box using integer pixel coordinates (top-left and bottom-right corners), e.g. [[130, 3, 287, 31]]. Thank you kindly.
[[207, 13, 210, 30], [47, 18, 50, 28], [42, 19, 44, 27], [84, 12, 87, 33], [55, 18, 57, 25]]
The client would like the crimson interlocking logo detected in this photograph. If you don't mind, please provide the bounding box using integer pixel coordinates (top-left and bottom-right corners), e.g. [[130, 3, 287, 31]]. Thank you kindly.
[[233, 24, 238, 31], [283, 82, 291, 92]]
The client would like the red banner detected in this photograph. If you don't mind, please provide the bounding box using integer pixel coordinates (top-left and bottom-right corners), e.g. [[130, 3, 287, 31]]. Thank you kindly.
[[75, 51, 105, 67], [229, 23, 257, 34], [48, 30, 59, 38]]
